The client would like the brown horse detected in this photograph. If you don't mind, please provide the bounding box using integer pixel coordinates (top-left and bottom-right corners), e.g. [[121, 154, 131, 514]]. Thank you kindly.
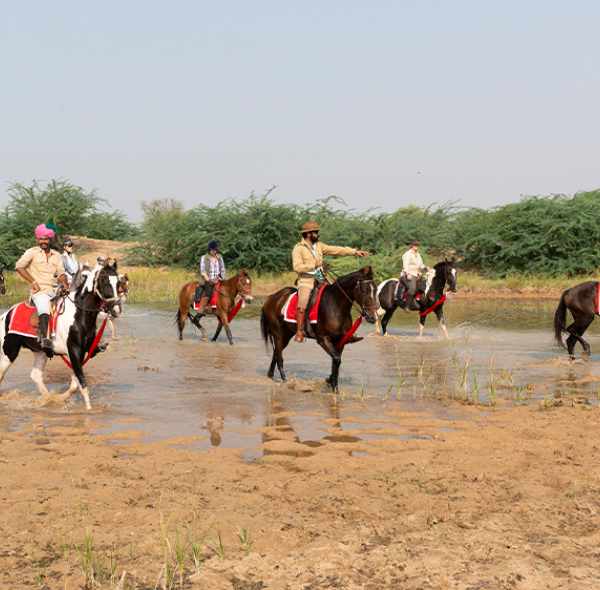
[[554, 281, 600, 361], [177, 270, 253, 344], [260, 267, 378, 392]]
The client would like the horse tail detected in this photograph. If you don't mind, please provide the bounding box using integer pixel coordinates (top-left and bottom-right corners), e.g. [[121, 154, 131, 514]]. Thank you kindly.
[[260, 307, 274, 352], [553, 290, 568, 348]]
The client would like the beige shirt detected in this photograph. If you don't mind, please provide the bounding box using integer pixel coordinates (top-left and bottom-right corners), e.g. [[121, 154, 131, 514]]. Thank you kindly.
[[15, 247, 66, 298], [401, 249, 425, 277]]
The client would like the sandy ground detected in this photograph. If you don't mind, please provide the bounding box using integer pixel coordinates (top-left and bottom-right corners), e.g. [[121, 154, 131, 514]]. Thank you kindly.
[[2, 400, 600, 589]]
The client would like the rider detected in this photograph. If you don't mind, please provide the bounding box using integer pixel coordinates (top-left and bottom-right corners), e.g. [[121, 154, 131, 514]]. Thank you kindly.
[[194, 240, 226, 317], [399, 238, 428, 314], [61, 238, 79, 284], [15, 223, 69, 354], [292, 221, 369, 342]]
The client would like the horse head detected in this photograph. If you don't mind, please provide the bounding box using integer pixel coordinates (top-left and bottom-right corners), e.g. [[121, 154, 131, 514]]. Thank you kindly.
[[95, 258, 122, 318], [354, 266, 378, 324], [0, 264, 6, 295], [444, 258, 458, 292], [237, 269, 253, 304], [118, 274, 130, 303]]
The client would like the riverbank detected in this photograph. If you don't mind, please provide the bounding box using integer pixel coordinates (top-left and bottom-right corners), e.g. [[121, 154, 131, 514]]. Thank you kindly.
[[1, 400, 599, 589]]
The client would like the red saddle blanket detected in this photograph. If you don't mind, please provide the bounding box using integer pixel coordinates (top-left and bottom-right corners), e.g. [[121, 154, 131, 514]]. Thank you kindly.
[[192, 285, 220, 311], [283, 285, 327, 324], [7, 302, 38, 338]]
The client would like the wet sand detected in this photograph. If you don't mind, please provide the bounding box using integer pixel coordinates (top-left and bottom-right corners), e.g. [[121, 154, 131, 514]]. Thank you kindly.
[[2, 302, 600, 588]]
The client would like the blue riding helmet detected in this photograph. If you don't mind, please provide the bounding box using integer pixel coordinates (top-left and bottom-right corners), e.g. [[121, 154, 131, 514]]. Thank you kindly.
[[207, 240, 219, 251]]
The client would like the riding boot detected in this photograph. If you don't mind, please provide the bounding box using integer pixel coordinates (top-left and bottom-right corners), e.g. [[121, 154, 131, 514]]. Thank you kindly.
[[394, 283, 406, 305], [193, 284, 202, 303], [295, 308, 306, 342], [38, 313, 54, 356], [196, 295, 210, 318], [404, 294, 414, 314]]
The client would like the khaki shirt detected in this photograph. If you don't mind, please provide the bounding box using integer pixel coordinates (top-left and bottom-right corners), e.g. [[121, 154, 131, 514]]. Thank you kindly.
[[15, 247, 66, 298], [401, 249, 425, 277], [292, 239, 357, 287]]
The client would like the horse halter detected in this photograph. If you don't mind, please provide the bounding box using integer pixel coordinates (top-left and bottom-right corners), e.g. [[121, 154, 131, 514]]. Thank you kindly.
[[93, 269, 121, 314]]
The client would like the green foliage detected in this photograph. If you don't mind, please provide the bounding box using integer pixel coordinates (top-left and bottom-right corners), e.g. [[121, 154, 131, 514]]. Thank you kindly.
[[127, 190, 456, 276], [0, 179, 139, 267], [453, 190, 600, 276]]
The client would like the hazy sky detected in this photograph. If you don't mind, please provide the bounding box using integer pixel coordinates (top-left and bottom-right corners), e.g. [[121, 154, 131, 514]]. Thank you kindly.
[[1, 1, 598, 221]]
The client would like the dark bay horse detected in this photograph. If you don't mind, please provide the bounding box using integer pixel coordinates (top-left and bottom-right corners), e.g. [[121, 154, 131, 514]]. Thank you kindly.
[[0, 266, 6, 295], [260, 267, 378, 392], [554, 281, 600, 361], [0, 260, 121, 410], [177, 270, 253, 344], [374, 259, 457, 338]]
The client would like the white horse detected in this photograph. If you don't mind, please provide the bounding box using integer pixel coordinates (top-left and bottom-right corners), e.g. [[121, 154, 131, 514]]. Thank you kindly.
[[0, 260, 121, 410]]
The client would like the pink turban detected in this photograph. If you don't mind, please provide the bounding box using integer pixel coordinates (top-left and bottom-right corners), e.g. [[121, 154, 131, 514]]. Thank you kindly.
[[35, 224, 55, 239]]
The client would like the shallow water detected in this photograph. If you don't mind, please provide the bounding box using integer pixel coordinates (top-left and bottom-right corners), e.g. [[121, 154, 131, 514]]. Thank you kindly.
[[1, 298, 599, 455]]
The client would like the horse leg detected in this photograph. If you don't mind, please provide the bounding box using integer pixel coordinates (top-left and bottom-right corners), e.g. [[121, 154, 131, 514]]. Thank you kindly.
[[566, 314, 594, 361], [30, 352, 51, 401], [0, 333, 22, 392], [212, 323, 224, 343], [435, 309, 449, 339], [59, 374, 79, 403], [267, 349, 278, 379], [188, 312, 208, 341], [109, 318, 117, 340], [381, 307, 396, 336], [0, 354, 13, 391], [319, 337, 342, 392], [59, 345, 92, 410]]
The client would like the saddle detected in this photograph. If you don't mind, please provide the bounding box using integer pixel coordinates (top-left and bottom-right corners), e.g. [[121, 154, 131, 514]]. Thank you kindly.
[[396, 276, 426, 303]]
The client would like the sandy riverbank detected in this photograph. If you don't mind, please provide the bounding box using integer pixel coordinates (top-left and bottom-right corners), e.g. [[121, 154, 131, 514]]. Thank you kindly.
[[2, 399, 599, 589]]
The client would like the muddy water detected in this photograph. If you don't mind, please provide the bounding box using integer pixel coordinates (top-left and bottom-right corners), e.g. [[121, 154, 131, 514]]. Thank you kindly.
[[1, 298, 600, 456]]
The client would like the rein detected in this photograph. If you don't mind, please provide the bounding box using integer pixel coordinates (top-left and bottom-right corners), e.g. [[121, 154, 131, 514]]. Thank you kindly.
[[323, 266, 375, 318]]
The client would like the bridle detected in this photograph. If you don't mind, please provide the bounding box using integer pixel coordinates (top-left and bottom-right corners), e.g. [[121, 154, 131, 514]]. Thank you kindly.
[[325, 267, 378, 318]]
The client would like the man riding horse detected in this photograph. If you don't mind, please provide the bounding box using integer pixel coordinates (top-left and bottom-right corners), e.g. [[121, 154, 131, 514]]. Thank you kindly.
[[397, 238, 428, 313], [15, 223, 69, 355], [292, 221, 369, 342], [193, 240, 226, 318]]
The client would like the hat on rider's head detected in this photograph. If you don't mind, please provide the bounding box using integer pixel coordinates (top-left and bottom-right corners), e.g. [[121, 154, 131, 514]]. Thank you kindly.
[[207, 240, 219, 251], [62, 238, 73, 247], [407, 238, 421, 246], [35, 224, 55, 239], [301, 221, 322, 234], [97, 256, 105, 263]]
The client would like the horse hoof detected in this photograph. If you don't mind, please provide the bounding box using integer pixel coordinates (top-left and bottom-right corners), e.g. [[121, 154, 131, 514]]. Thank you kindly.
[[583, 351, 591, 362]]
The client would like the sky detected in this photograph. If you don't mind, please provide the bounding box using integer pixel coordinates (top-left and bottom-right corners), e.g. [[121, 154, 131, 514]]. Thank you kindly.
[[0, 1, 598, 222]]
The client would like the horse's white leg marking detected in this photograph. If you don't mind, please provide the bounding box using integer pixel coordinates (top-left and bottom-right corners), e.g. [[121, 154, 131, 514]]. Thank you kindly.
[[418, 323, 425, 338], [57, 374, 79, 402], [440, 321, 449, 340], [0, 354, 13, 388], [30, 353, 50, 399], [78, 385, 92, 411], [109, 318, 117, 340]]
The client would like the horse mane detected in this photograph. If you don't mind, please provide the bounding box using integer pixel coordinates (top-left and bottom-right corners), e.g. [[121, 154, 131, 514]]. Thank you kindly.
[[333, 266, 374, 288]]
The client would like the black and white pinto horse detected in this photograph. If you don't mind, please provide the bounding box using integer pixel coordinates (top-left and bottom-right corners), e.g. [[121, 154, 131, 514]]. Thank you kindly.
[[373, 259, 457, 338], [0, 260, 122, 410], [106, 273, 129, 340]]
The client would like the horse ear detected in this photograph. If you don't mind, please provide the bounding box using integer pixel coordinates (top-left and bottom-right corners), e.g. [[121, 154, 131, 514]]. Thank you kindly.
[[70, 270, 84, 292], [245, 268, 249, 275], [239, 269, 244, 276]]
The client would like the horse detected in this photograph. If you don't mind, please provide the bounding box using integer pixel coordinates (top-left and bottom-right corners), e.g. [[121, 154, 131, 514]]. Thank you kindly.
[[554, 281, 600, 361], [373, 259, 458, 338], [260, 267, 378, 392], [107, 273, 129, 340], [0, 266, 6, 295], [0, 259, 122, 410], [176, 270, 253, 344]]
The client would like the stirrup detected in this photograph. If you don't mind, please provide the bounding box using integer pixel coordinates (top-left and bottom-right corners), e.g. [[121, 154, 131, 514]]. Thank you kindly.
[[295, 330, 306, 343]]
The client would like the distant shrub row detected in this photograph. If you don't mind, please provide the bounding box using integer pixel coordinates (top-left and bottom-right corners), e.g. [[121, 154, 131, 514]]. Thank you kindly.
[[2, 180, 600, 278]]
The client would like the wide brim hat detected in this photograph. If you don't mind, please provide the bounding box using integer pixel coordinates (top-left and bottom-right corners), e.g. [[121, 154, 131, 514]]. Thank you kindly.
[[407, 238, 421, 246], [301, 221, 322, 233]]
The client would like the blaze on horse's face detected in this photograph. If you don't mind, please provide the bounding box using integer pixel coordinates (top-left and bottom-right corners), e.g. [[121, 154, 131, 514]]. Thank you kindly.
[[445, 259, 458, 292], [97, 262, 121, 318], [355, 267, 379, 324], [238, 270, 253, 304]]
